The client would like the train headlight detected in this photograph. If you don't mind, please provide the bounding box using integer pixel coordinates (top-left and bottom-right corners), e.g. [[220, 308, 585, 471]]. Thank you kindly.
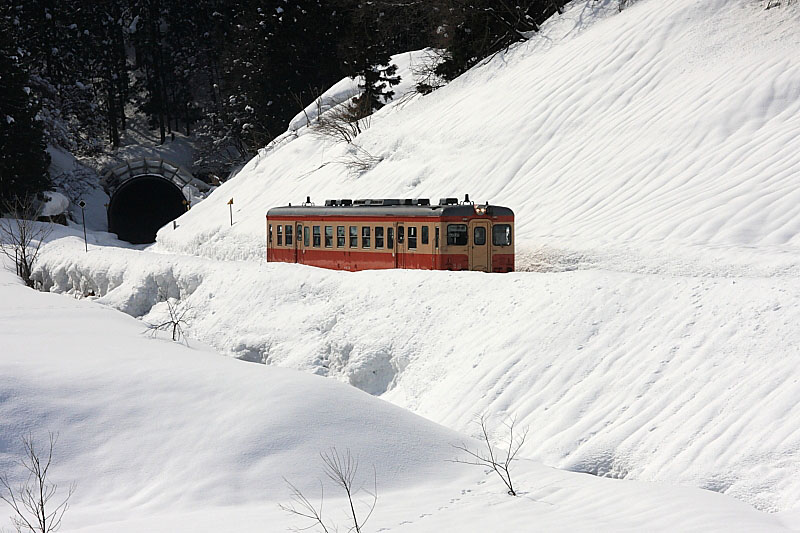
[[475, 205, 487, 216]]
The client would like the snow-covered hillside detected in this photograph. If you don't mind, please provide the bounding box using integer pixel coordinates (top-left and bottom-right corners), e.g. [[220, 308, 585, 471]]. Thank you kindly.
[[2, 265, 796, 532], [27, 0, 800, 522], [155, 0, 800, 266]]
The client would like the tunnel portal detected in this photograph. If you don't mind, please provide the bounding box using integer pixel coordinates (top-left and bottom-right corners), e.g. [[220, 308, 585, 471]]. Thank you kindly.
[[102, 158, 209, 245], [107, 175, 186, 244]]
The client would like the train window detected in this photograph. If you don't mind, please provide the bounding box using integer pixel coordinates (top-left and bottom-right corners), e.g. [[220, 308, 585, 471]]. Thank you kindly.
[[398, 226, 404, 244], [447, 224, 468, 245], [285, 225, 293, 246], [421, 226, 429, 245], [388, 227, 394, 249], [473, 226, 486, 246], [492, 224, 512, 246], [408, 226, 417, 249], [337, 226, 345, 248], [277, 225, 283, 246], [304, 226, 310, 247], [349, 226, 358, 247], [268, 224, 273, 244], [375, 227, 384, 248], [435, 227, 439, 249], [313, 226, 321, 247], [362, 226, 371, 248], [325, 226, 333, 248]]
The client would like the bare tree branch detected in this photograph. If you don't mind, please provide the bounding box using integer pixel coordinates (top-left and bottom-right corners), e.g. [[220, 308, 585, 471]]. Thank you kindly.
[[279, 479, 332, 533], [0, 433, 75, 533], [281, 448, 377, 533], [312, 97, 373, 145], [451, 414, 528, 496], [145, 292, 192, 343], [0, 196, 53, 288]]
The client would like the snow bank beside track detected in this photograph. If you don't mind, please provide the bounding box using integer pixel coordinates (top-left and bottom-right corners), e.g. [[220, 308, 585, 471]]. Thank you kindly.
[[34, 237, 800, 512], [6, 260, 791, 531]]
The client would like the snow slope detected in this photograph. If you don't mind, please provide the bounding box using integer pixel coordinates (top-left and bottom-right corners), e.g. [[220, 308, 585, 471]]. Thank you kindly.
[[287, 50, 434, 131], [34, 232, 800, 514], [5, 266, 794, 532], [155, 0, 800, 268], [30, 0, 800, 519]]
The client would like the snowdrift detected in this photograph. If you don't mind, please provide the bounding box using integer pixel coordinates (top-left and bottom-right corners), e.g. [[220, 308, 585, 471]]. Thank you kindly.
[[0, 266, 461, 529], [2, 267, 794, 531]]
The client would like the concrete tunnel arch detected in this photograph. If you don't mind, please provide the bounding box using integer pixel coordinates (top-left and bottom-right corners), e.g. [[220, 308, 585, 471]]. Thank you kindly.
[[102, 158, 210, 245]]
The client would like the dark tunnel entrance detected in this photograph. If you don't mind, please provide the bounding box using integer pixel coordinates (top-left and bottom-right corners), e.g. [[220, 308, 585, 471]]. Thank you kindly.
[[108, 175, 186, 244]]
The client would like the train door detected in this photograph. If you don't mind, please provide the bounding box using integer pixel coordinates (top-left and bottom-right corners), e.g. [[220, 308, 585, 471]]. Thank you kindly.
[[388, 225, 397, 268], [294, 223, 302, 263], [469, 220, 491, 272], [397, 223, 406, 268]]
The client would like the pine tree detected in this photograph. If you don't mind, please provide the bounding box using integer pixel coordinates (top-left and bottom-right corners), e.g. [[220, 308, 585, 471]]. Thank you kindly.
[[222, 0, 343, 151], [434, 0, 566, 82], [0, 7, 51, 205], [336, 0, 401, 115]]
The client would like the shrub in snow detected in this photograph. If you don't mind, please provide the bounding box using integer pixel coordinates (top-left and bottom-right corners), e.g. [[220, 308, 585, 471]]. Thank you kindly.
[[146, 296, 192, 343], [281, 448, 377, 533], [0, 433, 75, 533], [453, 415, 528, 496], [0, 196, 53, 288], [312, 96, 374, 144]]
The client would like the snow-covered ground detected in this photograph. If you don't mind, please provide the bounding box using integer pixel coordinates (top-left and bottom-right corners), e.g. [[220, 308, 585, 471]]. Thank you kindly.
[[32, 227, 800, 514], [2, 264, 797, 532], [12, 0, 800, 527]]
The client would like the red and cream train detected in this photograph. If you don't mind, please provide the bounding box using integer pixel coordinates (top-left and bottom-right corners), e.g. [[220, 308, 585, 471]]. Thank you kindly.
[[266, 196, 514, 272]]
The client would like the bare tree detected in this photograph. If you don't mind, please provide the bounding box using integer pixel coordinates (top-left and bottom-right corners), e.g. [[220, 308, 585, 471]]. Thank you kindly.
[[336, 145, 384, 178], [0, 433, 75, 533], [412, 48, 448, 94], [146, 297, 192, 343], [0, 196, 53, 288], [280, 448, 377, 533], [452, 415, 528, 496], [289, 87, 327, 131], [312, 98, 374, 144]]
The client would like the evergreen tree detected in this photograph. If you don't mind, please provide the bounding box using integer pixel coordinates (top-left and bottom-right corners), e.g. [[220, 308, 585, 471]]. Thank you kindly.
[[71, 0, 132, 148], [0, 7, 51, 205], [434, 0, 566, 81], [336, 0, 401, 114], [6, 0, 125, 153], [222, 0, 343, 151]]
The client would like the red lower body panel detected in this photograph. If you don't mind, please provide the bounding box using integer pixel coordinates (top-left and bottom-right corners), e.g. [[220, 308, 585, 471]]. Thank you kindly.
[[267, 248, 513, 272]]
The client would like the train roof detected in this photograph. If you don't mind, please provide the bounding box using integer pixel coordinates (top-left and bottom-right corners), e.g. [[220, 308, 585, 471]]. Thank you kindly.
[[267, 198, 514, 218]]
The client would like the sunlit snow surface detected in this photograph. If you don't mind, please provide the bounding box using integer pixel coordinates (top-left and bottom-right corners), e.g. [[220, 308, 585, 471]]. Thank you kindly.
[[19, 0, 800, 526], [2, 265, 796, 531]]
